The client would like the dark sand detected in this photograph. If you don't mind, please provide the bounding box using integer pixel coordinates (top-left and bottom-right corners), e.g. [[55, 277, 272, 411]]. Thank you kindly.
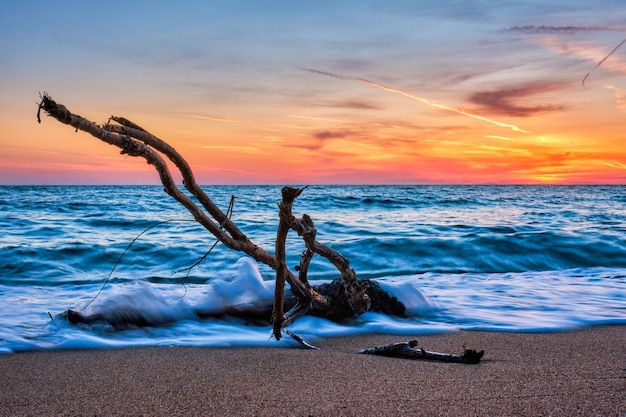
[[1, 326, 624, 416]]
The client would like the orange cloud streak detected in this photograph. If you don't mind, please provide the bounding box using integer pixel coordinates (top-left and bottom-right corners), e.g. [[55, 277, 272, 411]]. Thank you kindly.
[[485, 135, 516, 141], [185, 114, 239, 123], [303, 68, 531, 133]]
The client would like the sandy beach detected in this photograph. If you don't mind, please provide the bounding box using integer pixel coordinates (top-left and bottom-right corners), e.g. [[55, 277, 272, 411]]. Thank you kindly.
[[1, 326, 624, 416]]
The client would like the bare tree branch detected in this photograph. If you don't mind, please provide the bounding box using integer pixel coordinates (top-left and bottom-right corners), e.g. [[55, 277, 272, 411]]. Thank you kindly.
[[38, 93, 397, 340]]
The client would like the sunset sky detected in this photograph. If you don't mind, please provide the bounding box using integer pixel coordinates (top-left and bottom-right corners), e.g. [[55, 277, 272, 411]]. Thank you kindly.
[[1, 1, 625, 185]]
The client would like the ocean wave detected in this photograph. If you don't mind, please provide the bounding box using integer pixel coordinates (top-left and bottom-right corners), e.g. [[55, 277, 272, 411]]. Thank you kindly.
[[1, 185, 625, 352]]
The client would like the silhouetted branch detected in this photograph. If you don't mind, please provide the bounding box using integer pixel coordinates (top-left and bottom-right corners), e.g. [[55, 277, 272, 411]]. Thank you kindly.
[[38, 93, 402, 341]]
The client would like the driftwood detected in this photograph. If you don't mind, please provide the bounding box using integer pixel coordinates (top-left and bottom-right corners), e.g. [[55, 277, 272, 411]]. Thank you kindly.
[[63, 278, 405, 330], [358, 340, 484, 364], [37, 93, 403, 340]]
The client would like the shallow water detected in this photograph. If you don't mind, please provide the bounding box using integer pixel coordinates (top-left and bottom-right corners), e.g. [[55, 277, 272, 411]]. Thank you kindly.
[[1, 185, 625, 352]]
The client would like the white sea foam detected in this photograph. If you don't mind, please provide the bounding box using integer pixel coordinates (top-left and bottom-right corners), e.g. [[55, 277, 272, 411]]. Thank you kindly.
[[198, 257, 275, 313]]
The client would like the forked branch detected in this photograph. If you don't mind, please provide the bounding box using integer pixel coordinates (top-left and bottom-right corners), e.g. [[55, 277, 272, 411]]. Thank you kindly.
[[38, 93, 375, 339]]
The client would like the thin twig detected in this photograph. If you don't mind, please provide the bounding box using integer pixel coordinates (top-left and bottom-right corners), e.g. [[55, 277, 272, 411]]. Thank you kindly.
[[83, 219, 195, 309]]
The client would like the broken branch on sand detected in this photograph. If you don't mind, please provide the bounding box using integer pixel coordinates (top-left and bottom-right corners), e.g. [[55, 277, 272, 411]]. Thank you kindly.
[[358, 340, 485, 364]]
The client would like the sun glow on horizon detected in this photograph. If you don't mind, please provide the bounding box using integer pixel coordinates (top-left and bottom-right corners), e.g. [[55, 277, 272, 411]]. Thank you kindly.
[[2, 3, 625, 185]]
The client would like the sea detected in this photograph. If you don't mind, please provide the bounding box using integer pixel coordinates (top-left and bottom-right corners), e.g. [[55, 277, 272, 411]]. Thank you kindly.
[[1, 185, 625, 353]]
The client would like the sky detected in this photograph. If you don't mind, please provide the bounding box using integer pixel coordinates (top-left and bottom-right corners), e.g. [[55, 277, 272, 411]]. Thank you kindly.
[[1, 1, 625, 185]]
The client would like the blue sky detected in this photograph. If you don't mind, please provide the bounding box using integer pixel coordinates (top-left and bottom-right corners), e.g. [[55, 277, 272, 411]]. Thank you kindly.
[[1, 1, 625, 184]]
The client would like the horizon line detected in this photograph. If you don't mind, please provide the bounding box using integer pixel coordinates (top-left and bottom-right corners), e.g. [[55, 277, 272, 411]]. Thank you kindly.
[[0, 182, 623, 187]]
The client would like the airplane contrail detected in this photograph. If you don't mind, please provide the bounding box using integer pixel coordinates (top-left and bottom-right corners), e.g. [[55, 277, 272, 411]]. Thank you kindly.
[[485, 135, 515, 141], [582, 37, 626, 87], [303, 68, 531, 134]]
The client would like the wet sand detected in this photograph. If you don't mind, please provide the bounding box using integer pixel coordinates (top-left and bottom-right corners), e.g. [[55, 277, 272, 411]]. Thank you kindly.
[[1, 326, 624, 416]]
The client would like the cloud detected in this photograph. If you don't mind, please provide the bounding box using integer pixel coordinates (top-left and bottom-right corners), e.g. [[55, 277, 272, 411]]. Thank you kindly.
[[616, 90, 626, 112], [603, 85, 626, 112], [503, 25, 623, 35], [304, 67, 531, 133], [200, 145, 260, 153], [314, 130, 351, 140], [485, 135, 515, 141], [289, 115, 348, 123], [321, 100, 382, 110], [468, 82, 567, 117], [275, 129, 356, 152], [186, 114, 239, 123]]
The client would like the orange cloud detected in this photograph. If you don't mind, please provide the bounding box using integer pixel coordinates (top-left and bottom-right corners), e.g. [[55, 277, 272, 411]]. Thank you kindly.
[[302, 68, 532, 133], [468, 82, 568, 117], [185, 114, 239, 123]]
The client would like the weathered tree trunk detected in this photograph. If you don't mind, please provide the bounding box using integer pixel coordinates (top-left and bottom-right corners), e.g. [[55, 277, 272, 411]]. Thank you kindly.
[[38, 94, 399, 340]]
